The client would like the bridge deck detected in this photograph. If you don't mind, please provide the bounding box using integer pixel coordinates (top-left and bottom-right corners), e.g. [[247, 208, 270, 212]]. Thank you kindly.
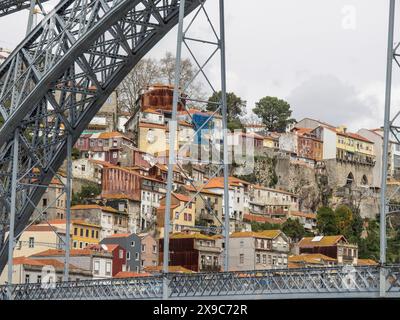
[[1, 266, 400, 300]]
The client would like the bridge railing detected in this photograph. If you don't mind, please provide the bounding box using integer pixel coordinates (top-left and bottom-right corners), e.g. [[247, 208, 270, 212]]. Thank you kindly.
[[1, 265, 400, 300]]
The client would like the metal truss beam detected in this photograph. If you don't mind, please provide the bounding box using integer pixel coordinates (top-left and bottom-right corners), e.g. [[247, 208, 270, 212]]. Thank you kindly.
[[1, 266, 399, 300], [0, 0, 201, 275], [0, 0, 49, 17]]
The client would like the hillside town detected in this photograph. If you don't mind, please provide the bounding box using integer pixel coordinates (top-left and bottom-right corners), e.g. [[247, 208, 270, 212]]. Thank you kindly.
[[0, 80, 396, 285]]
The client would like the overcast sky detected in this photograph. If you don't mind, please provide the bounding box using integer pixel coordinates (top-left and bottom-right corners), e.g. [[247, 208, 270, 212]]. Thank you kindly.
[[0, 0, 398, 132]]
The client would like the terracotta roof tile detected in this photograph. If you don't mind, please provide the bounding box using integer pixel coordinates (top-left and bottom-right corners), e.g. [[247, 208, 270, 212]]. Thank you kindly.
[[169, 232, 215, 241], [243, 214, 285, 225], [289, 254, 337, 264], [71, 204, 119, 213], [298, 235, 347, 247], [230, 230, 282, 239], [114, 271, 151, 278]]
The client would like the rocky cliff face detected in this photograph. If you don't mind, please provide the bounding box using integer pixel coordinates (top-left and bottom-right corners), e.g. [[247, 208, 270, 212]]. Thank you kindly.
[[234, 147, 379, 218]]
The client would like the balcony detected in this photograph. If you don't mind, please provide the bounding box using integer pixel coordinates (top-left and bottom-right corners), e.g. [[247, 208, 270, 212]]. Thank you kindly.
[[194, 243, 222, 253]]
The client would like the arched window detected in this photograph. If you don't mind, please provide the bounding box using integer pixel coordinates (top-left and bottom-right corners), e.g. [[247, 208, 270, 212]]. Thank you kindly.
[[361, 175, 368, 185], [346, 172, 354, 186]]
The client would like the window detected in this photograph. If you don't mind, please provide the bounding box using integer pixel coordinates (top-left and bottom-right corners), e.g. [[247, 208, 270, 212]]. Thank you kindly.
[[127, 252, 131, 260], [106, 262, 111, 276], [112, 152, 118, 159], [94, 261, 100, 275], [96, 231, 99, 239], [86, 229, 89, 237], [256, 254, 261, 264], [79, 242, 83, 249], [152, 245, 157, 253], [80, 229, 83, 237], [25, 274, 30, 283], [188, 214, 192, 221], [73, 241, 77, 248], [262, 255, 267, 264], [42, 198, 47, 207], [131, 241, 135, 247], [135, 252, 139, 261], [141, 244, 146, 252], [119, 249, 123, 259], [28, 237, 34, 248], [91, 230, 95, 238], [175, 212, 179, 219], [81, 165, 86, 172], [74, 228, 78, 236], [37, 275, 41, 283], [239, 254, 244, 264]]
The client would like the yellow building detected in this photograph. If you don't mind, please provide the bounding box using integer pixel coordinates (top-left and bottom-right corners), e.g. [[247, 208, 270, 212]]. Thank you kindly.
[[335, 126, 375, 165], [184, 185, 223, 227], [156, 193, 196, 237], [42, 219, 101, 249], [262, 133, 280, 149], [13, 224, 68, 258], [138, 122, 179, 156]]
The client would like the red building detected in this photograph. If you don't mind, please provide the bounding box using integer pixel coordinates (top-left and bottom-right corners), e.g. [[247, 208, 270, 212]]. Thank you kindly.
[[75, 132, 135, 166], [102, 166, 141, 201], [88, 244, 126, 277], [292, 127, 323, 161], [139, 84, 185, 112], [298, 235, 358, 265], [159, 232, 222, 272]]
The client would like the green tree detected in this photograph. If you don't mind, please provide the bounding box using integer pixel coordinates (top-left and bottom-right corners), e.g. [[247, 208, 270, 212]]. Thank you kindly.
[[71, 147, 80, 160], [282, 218, 306, 242], [316, 207, 338, 235], [249, 221, 281, 232], [358, 219, 379, 260], [71, 184, 101, 205], [207, 91, 245, 130], [252, 96, 295, 132], [334, 205, 353, 237]]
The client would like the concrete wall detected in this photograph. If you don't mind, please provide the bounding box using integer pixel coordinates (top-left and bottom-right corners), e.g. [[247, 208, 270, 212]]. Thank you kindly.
[[228, 237, 255, 271]]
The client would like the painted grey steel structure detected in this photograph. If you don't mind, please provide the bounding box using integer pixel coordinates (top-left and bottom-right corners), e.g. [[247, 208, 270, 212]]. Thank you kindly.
[[0, 0, 49, 17], [0, 0, 201, 276], [163, 0, 230, 287], [1, 265, 400, 300]]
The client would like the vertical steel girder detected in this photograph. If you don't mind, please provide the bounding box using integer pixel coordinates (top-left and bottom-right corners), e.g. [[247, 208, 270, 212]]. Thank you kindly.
[[0, 0, 201, 275], [1, 266, 399, 300], [163, 0, 230, 283]]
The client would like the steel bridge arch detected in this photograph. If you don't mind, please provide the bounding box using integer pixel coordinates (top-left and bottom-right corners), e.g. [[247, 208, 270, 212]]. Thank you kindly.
[[0, 0, 201, 273]]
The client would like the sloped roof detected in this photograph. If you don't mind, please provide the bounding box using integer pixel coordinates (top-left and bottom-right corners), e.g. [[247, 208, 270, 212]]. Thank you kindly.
[[144, 265, 195, 273], [30, 248, 111, 258], [173, 193, 191, 202], [298, 235, 347, 247], [170, 232, 215, 241], [71, 204, 119, 213], [114, 271, 152, 278], [13, 257, 84, 272], [204, 176, 249, 189], [230, 230, 282, 240], [288, 254, 337, 264], [357, 259, 379, 266], [289, 211, 317, 219], [104, 233, 131, 239], [243, 214, 285, 225]]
